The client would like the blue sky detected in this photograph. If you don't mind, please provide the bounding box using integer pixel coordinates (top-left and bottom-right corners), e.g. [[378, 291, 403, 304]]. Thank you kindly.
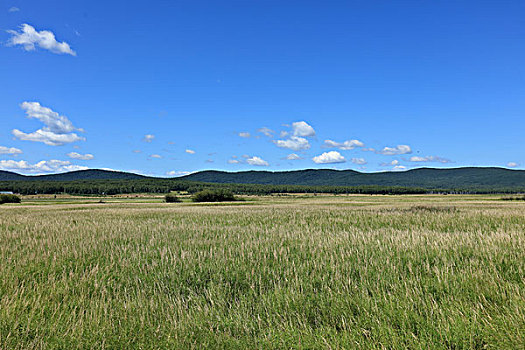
[[1, 1, 524, 176]]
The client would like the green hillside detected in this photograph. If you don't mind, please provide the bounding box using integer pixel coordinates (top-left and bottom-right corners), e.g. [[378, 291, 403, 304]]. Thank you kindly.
[[0, 169, 147, 182], [182, 167, 525, 190]]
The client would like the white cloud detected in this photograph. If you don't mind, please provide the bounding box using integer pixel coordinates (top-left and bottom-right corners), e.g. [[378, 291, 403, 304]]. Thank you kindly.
[[286, 153, 302, 160], [257, 127, 274, 137], [376, 145, 412, 155], [67, 152, 94, 160], [351, 158, 367, 165], [13, 129, 84, 146], [279, 131, 289, 138], [507, 162, 519, 168], [7, 24, 76, 56], [292, 121, 315, 137], [185, 149, 195, 154], [312, 151, 346, 164], [238, 132, 250, 138], [409, 155, 451, 163], [380, 160, 400, 167], [143, 134, 155, 143], [273, 136, 310, 151], [166, 170, 190, 177], [246, 156, 269, 166], [132, 150, 142, 153], [228, 159, 240, 164], [324, 139, 364, 150], [8, 7, 20, 12], [13, 102, 85, 146], [150, 154, 162, 159], [0, 146, 23, 155], [0, 159, 87, 174], [393, 165, 407, 171]]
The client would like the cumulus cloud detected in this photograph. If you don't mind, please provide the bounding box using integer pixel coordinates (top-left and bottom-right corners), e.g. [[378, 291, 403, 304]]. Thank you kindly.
[[507, 162, 519, 168], [273, 136, 310, 151], [257, 127, 274, 137], [185, 149, 195, 154], [143, 134, 155, 143], [286, 153, 302, 160], [20, 101, 82, 133], [312, 151, 346, 164], [67, 152, 94, 160], [246, 156, 269, 166], [376, 145, 412, 155], [351, 158, 367, 165], [7, 24, 76, 56], [279, 131, 289, 138], [150, 154, 162, 159], [393, 165, 407, 171], [0, 146, 23, 155], [166, 170, 190, 177], [409, 155, 451, 163], [8, 7, 20, 12], [292, 121, 315, 137], [0, 159, 87, 174], [238, 132, 250, 138], [324, 139, 364, 150], [12, 102, 85, 146]]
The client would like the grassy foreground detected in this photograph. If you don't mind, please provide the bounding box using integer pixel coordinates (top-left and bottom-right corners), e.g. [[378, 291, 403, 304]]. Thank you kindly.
[[1, 195, 524, 349]]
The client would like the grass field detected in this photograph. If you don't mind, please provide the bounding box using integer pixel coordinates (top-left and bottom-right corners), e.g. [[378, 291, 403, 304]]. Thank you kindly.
[[1, 195, 524, 349]]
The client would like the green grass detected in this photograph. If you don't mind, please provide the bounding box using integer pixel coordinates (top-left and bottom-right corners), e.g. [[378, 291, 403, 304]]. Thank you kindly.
[[0, 195, 524, 349]]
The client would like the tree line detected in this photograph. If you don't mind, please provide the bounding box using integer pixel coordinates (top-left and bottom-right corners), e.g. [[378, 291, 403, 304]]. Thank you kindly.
[[0, 179, 523, 196]]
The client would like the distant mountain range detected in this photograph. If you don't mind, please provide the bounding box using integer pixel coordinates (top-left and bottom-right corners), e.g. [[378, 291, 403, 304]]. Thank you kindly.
[[1, 167, 524, 190]]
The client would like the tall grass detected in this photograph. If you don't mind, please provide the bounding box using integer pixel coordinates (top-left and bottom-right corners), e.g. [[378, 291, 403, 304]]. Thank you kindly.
[[0, 195, 524, 348]]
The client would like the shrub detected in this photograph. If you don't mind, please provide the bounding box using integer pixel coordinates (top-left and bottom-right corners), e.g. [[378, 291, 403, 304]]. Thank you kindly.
[[0, 194, 21, 204], [165, 193, 182, 203], [191, 189, 236, 202], [501, 195, 525, 201]]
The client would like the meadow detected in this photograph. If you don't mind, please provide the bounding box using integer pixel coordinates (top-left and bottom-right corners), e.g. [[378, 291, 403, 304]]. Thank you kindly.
[[0, 194, 524, 349]]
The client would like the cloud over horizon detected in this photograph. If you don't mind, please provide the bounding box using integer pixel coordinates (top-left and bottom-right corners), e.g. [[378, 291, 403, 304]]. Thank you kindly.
[[312, 151, 346, 164], [246, 156, 269, 166], [67, 152, 94, 160], [0, 159, 87, 174], [376, 145, 412, 155]]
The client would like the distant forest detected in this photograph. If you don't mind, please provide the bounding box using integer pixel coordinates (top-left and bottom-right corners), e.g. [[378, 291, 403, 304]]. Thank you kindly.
[[0, 178, 523, 196], [1, 167, 524, 195]]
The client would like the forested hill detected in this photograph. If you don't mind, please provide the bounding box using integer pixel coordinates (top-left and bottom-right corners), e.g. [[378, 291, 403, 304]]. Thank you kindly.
[[1, 167, 525, 190], [182, 167, 525, 189], [0, 169, 147, 181]]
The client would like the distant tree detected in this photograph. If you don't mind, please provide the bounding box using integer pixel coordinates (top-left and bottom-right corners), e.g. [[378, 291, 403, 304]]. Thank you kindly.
[[165, 193, 182, 203], [0, 194, 21, 204], [192, 189, 236, 202]]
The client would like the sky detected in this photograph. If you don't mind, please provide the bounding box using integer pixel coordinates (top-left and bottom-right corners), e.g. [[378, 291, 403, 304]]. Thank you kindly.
[[1, 0, 524, 176]]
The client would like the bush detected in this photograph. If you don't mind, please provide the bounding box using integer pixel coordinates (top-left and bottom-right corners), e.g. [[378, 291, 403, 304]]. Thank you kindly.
[[191, 189, 236, 202], [165, 193, 182, 203], [0, 194, 21, 204], [501, 195, 525, 201]]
